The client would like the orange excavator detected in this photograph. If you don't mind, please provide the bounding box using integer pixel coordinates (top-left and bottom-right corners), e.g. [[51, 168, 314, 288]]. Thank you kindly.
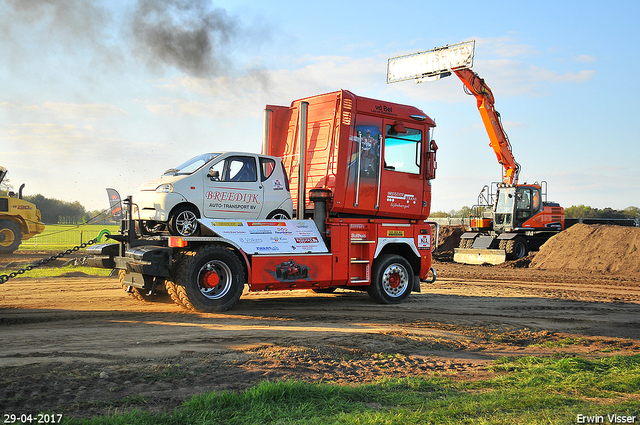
[[451, 68, 565, 264], [388, 40, 565, 264]]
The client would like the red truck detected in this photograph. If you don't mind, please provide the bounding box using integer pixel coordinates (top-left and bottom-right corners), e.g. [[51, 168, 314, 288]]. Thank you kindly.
[[88, 90, 439, 312]]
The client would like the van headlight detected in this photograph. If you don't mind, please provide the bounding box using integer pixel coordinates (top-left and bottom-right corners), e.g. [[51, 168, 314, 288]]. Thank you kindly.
[[156, 183, 173, 193]]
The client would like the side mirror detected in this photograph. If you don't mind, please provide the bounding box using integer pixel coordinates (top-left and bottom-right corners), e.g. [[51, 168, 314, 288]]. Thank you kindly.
[[208, 169, 220, 181]]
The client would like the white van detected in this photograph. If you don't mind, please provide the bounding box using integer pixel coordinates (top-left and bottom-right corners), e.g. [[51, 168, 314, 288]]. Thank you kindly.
[[135, 152, 293, 236]]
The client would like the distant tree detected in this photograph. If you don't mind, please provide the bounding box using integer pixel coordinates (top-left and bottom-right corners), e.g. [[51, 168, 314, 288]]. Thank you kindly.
[[23, 194, 88, 224], [429, 206, 471, 218], [565, 205, 638, 219], [0, 176, 13, 195]]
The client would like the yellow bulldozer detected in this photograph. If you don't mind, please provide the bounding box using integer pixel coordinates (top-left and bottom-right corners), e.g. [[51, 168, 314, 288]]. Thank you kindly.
[[0, 166, 45, 254]]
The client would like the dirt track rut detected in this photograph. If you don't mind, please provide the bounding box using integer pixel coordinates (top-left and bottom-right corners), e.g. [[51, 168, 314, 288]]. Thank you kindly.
[[1, 262, 639, 419]]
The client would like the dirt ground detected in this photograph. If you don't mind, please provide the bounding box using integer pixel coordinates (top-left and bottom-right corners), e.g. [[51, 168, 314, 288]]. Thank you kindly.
[[1, 226, 640, 420]]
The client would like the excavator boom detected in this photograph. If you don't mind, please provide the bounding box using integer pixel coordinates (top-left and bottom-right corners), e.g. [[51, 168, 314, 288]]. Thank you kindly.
[[454, 68, 520, 186]]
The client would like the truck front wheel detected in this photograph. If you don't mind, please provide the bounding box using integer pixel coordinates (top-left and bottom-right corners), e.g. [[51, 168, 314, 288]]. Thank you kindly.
[[0, 220, 22, 254], [175, 245, 245, 312], [367, 254, 413, 304]]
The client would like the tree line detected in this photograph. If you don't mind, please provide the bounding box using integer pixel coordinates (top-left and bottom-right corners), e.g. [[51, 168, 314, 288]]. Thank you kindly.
[[13, 194, 111, 225], [4, 186, 639, 223], [431, 205, 640, 219]]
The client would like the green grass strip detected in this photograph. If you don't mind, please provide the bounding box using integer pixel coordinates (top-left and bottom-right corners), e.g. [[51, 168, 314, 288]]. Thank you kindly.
[[63, 355, 640, 425]]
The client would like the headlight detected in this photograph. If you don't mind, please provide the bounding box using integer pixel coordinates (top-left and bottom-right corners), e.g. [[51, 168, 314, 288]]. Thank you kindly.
[[156, 183, 173, 193]]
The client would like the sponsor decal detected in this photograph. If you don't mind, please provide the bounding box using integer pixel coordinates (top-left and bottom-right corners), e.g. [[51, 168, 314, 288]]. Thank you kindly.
[[209, 203, 257, 210], [371, 104, 397, 116], [13, 205, 32, 210], [205, 191, 261, 204], [239, 237, 264, 244], [247, 221, 286, 226], [387, 230, 405, 237], [249, 229, 272, 234], [294, 237, 319, 244], [418, 234, 431, 249], [387, 191, 417, 204], [387, 191, 417, 209], [213, 221, 244, 227], [273, 179, 284, 190], [256, 246, 280, 252], [351, 232, 367, 240], [350, 223, 367, 229]]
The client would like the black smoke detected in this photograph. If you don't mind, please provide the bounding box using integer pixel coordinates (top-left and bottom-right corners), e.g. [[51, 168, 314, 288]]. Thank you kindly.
[[131, 0, 239, 77]]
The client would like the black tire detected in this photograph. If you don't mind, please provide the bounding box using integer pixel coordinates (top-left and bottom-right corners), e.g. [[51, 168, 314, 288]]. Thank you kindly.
[[0, 220, 22, 254], [266, 209, 290, 220], [505, 236, 528, 260], [119, 270, 169, 302], [169, 205, 200, 236], [174, 245, 245, 312], [367, 254, 414, 304], [459, 238, 473, 249]]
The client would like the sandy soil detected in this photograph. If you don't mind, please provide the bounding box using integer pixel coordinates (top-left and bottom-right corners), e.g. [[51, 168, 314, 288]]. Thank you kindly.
[[1, 240, 640, 420]]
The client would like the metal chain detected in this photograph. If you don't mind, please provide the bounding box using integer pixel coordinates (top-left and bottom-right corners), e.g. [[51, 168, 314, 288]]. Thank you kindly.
[[0, 237, 99, 284]]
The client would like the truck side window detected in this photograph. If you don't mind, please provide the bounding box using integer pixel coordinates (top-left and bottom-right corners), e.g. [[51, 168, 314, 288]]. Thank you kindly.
[[384, 125, 422, 174]]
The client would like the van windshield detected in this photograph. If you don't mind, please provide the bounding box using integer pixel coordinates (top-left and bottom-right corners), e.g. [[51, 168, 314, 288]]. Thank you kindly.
[[164, 153, 221, 176]]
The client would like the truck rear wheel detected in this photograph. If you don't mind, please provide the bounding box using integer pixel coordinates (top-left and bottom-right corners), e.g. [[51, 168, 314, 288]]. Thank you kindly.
[[175, 245, 245, 312], [119, 270, 169, 302], [367, 254, 413, 304], [0, 220, 22, 254]]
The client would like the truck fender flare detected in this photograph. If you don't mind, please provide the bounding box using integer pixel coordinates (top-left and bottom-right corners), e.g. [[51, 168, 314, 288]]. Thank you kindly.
[[373, 238, 420, 259]]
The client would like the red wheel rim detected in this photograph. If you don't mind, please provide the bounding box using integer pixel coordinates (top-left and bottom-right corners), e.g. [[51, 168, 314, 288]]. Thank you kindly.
[[201, 271, 220, 289]]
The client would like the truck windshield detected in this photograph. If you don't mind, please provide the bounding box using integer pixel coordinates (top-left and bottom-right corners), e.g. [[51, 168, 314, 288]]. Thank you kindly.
[[384, 126, 422, 174], [164, 153, 221, 176], [495, 188, 515, 213]]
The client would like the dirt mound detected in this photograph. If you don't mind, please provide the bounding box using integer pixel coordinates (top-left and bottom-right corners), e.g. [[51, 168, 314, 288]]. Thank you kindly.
[[530, 224, 640, 275], [434, 225, 464, 254]]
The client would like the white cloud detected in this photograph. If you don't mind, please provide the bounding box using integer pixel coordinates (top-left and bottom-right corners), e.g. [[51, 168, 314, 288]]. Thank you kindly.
[[41, 102, 128, 118], [576, 55, 596, 63]]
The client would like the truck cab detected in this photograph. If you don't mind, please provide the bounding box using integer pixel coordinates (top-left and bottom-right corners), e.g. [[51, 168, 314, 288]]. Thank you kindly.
[[135, 152, 293, 236]]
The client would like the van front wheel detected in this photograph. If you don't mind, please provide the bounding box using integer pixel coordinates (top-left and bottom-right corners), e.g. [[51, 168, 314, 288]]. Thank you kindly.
[[169, 206, 200, 236]]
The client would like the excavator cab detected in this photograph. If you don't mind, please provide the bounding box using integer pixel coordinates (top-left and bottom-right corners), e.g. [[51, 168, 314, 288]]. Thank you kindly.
[[493, 185, 543, 231]]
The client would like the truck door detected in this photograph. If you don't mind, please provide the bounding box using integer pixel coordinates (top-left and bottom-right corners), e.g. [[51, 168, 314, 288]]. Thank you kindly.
[[345, 117, 383, 215], [203, 154, 265, 219], [377, 120, 425, 219]]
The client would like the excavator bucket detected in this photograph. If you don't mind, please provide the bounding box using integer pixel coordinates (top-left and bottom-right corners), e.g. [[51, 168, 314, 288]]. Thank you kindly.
[[453, 248, 506, 265]]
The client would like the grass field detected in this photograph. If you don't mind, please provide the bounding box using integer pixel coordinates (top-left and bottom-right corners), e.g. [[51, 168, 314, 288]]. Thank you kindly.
[[4, 224, 119, 279], [20, 224, 120, 251], [65, 354, 640, 424]]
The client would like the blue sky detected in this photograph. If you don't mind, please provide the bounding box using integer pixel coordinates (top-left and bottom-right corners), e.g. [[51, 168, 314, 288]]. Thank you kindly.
[[1, 0, 638, 214]]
